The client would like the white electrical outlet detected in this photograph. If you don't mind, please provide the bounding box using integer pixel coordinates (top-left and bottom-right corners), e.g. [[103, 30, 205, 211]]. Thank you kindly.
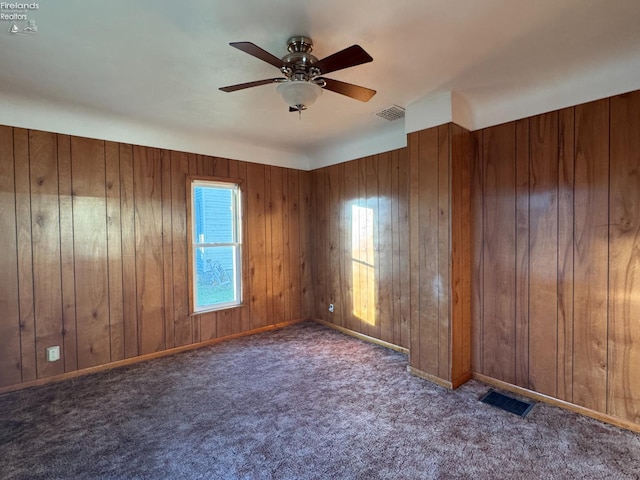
[[46, 346, 60, 362], [328, 304, 334, 313]]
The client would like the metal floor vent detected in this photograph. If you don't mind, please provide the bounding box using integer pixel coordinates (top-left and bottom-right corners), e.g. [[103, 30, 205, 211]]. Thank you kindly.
[[375, 105, 405, 121], [480, 390, 534, 417]]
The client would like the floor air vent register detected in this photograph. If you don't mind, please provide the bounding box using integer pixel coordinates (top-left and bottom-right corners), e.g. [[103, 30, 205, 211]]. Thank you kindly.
[[480, 390, 535, 417]]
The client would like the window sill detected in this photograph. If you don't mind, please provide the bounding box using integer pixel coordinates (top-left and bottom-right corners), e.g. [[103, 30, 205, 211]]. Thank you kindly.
[[189, 303, 246, 316]]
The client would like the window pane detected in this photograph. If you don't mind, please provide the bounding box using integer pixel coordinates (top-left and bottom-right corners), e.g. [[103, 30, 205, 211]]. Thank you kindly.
[[194, 186, 234, 244], [195, 246, 237, 309]]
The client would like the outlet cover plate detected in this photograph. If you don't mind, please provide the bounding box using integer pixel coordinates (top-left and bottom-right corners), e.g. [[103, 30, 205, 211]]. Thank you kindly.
[[46, 346, 60, 362]]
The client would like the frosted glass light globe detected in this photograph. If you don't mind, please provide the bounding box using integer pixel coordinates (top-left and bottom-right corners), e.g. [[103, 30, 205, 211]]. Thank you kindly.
[[277, 81, 322, 108]]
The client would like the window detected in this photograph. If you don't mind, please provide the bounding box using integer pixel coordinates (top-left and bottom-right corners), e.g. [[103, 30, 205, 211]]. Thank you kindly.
[[188, 178, 243, 313]]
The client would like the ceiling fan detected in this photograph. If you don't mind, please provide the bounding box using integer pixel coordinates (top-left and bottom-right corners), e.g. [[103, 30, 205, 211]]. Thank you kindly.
[[219, 36, 376, 113]]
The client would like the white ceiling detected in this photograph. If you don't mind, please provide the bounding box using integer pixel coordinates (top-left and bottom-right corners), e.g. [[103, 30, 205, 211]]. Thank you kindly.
[[1, 0, 640, 169]]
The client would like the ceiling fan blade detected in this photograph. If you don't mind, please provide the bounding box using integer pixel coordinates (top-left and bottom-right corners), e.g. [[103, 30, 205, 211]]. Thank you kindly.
[[219, 78, 286, 93], [321, 78, 376, 102], [230, 42, 285, 69], [313, 45, 373, 75]]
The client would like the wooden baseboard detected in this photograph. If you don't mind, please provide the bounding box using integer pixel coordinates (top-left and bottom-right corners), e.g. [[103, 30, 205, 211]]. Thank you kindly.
[[473, 373, 640, 433], [407, 366, 453, 389], [312, 319, 409, 355], [407, 366, 472, 390], [0, 319, 306, 395]]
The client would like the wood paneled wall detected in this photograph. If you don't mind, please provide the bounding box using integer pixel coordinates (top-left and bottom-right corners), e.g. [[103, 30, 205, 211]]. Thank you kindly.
[[408, 124, 472, 386], [3, 89, 639, 430], [311, 125, 472, 385], [472, 90, 640, 425], [310, 149, 411, 349], [0, 126, 313, 389]]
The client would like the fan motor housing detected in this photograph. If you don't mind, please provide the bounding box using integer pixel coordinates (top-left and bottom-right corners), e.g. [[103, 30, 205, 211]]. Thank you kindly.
[[281, 36, 319, 80]]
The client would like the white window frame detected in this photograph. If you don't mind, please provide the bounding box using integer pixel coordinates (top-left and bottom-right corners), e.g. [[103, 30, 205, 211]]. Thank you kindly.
[[188, 177, 243, 313]]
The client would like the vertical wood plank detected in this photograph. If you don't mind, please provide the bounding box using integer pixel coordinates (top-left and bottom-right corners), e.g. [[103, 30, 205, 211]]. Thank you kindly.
[[451, 125, 463, 382], [323, 166, 335, 324], [298, 170, 313, 318], [215, 308, 233, 339], [471, 131, 484, 373], [119, 144, 138, 357], [134, 146, 165, 355], [0, 126, 22, 387], [264, 167, 275, 325], [354, 161, 368, 331], [237, 161, 252, 332], [328, 164, 344, 326], [160, 150, 175, 349], [227, 158, 238, 176], [437, 125, 451, 380], [287, 170, 302, 320], [528, 112, 559, 396], [451, 124, 472, 382], [187, 153, 201, 342], [57, 134, 78, 373], [356, 158, 371, 335], [314, 168, 328, 321], [282, 169, 291, 322], [171, 151, 190, 346], [335, 163, 348, 329], [105, 141, 124, 361], [29, 130, 64, 378], [378, 152, 394, 344], [71, 137, 110, 369], [309, 168, 318, 320], [573, 98, 609, 412], [397, 148, 411, 349], [269, 166, 285, 324], [557, 107, 575, 402], [366, 155, 381, 340], [391, 150, 402, 346], [188, 153, 196, 175], [514, 119, 530, 388], [408, 133, 421, 369], [199, 311, 217, 342], [247, 163, 268, 328], [482, 122, 517, 384], [14, 128, 36, 382], [418, 128, 440, 375], [214, 157, 229, 177], [608, 90, 640, 422], [459, 126, 473, 380], [342, 160, 359, 333]]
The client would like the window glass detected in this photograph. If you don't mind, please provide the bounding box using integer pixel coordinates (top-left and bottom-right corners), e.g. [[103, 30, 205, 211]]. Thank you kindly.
[[190, 180, 242, 312]]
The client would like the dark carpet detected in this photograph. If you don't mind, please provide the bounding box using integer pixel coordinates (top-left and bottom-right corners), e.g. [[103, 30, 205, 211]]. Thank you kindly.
[[1, 321, 639, 479]]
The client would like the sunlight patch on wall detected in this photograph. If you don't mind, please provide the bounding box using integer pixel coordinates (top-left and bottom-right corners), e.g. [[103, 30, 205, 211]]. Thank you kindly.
[[351, 204, 376, 326]]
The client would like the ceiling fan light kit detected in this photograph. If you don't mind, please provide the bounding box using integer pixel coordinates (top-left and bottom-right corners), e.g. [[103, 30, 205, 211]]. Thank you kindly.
[[277, 81, 322, 111], [220, 36, 376, 114]]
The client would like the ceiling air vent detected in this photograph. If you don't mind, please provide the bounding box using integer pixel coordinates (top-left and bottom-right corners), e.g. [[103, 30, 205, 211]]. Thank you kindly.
[[375, 105, 405, 121]]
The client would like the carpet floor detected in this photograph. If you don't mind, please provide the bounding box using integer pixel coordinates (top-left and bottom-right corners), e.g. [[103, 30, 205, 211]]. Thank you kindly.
[[1, 321, 639, 479]]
